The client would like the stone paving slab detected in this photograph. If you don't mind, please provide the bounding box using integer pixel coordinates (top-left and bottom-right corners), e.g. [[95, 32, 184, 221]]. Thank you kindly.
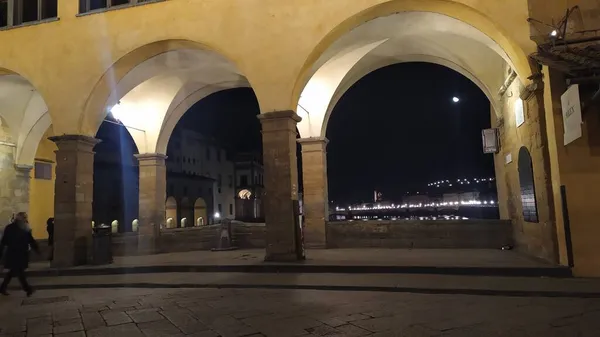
[[0, 286, 600, 336]]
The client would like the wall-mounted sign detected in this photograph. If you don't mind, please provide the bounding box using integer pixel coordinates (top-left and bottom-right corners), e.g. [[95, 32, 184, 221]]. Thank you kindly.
[[505, 153, 512, 164], [561, 84, 583, 145], [515, 98, 524, 127], [482, 128, 499, 154]]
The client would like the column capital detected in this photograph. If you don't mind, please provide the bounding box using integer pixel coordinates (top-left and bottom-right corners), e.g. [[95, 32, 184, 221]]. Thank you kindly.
[[49, 134, 100, 152], [297, 137, 329, 145], [14, 164, 33, 172], [298, 137, 328, 153], [135, 153, 168, 163], [258, 110, 302, 123]]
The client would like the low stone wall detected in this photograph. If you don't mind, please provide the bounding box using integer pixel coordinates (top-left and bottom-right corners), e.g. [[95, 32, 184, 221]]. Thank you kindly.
[[110, 221, 267, 255], [32, 220, 513, 260], [326, 220, 513, 249]]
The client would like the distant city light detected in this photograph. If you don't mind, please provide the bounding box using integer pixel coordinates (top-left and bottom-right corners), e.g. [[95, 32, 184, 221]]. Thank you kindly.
[[452, 96, 460, 103]]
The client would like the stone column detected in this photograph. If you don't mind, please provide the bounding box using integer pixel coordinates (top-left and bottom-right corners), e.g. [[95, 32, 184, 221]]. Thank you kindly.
[[298, 137, 329, 248], [13, 164, 33, 214], [49, 135, 99, 268], [258, 110, 303, 261], [136, 153, 167, 255]]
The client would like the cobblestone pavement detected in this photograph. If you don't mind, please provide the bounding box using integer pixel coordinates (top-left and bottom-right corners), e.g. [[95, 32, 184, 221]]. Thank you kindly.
[[1, 287, 600, 336]]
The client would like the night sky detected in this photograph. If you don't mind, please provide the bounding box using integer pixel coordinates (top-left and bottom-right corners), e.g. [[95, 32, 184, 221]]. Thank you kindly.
[[178, 62, 494, 205]]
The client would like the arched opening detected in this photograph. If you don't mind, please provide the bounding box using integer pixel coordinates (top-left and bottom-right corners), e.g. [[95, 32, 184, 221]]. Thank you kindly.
[[180, 197, 192, 228], [93, 118, 140, 233], [165, 196, 177, 229], [325, 63, 499, 220], [164, 88, 262, 226], [194, 198, 207, 227], [0, 70, 52, 239], [295, 10, 529, 249], [518, 146, 538, 223]]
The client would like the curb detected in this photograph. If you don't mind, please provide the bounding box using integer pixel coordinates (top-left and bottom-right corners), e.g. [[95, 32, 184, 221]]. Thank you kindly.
[[13, 264, 573, 278], [12, 282, 598, 298]]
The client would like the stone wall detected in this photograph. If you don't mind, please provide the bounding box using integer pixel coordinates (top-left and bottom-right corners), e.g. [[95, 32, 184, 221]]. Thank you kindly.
[[0, 118, 29, 225], [326, 220, 513, 249]]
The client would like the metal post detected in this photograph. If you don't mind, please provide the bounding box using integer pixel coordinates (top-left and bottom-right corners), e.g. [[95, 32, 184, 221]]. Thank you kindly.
[[560, 185, 574, 267]]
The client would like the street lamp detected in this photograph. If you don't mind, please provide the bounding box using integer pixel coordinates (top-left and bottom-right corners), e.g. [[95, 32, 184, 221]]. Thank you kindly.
[[452, 97, 460, 103], [109, 101, 123, 121], [214, 212, 221, 219]]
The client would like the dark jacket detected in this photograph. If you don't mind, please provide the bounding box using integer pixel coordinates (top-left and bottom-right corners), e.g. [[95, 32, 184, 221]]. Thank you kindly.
[[47, 218, 54, 246], [0, 222, 39, 270]]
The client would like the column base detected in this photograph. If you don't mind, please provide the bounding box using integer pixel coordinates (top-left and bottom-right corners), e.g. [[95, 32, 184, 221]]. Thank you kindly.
[[137, 227, 159, 255], [264, 251, 305, 262], [304, 241, 327, 249]]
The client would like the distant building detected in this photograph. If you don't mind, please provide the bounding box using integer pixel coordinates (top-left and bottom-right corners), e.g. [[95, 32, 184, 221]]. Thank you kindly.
[[234, 152, 264, 221], [166, 128, 235, 227]]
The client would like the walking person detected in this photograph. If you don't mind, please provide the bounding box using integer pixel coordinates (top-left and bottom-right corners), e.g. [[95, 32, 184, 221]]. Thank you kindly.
[[46, 218, 54, 261], [0, 212, 39, 296]]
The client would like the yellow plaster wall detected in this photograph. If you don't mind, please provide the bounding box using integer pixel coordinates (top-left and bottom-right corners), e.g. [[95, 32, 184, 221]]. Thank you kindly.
[[542, 66, 600, 277], [0, 0, 537, 137], [493, 75, 558, 263], [28, 133, 57, 239]]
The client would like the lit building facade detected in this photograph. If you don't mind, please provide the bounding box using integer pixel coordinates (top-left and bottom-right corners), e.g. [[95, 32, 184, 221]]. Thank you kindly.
[[234, 153, 264, 221], [165, 127, 235, 227]]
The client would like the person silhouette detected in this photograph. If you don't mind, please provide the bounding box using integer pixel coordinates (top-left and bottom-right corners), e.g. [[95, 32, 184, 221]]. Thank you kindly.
[[0, 212, 40, 296]]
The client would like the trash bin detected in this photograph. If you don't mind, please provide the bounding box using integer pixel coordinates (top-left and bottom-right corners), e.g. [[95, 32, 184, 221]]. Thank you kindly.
[[92, 225, 113, 265]]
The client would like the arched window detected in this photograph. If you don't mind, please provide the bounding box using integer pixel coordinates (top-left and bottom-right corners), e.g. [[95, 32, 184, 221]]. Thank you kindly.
[[518, 147, 538, 223]]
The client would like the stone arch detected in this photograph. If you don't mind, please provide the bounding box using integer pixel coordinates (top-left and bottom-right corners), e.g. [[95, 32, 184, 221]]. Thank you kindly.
[[292, 0, 533, 107], [194, 197, 208, 227], [165, 196, 177, 228], [79, 39, 253, 155], [155, 79, 250, 154], [319, 55, 502, 138], [518, 146, 539, 223], [294, 9, 528, 138], [180, 197, 192, 227], [0, 70, 51, 166]]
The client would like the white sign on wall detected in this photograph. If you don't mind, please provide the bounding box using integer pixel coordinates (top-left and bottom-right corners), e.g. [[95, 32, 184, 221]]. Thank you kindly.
[[561, 84, 583, 145], [481, 128, 499, 154], [505, 153, 512, 164], [515, 98, 525, 127]]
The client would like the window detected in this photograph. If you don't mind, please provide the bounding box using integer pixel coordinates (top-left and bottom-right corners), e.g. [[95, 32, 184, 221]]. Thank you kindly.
[[218, 204, 222, 213], [206, 147, 211, 160], [79, 0, 139, 13], [217, 150, 221, 162], [240, 175, 248, 186], [229, 204, 233, 215], [168, 184, 174, 196], [34, 162, 52, 180], [1, 0, 57, 28], [198, 187, 203, 195], [228, 175, 233, 188], [518, 147, 538, 223], [183, 186, 188, 197]]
